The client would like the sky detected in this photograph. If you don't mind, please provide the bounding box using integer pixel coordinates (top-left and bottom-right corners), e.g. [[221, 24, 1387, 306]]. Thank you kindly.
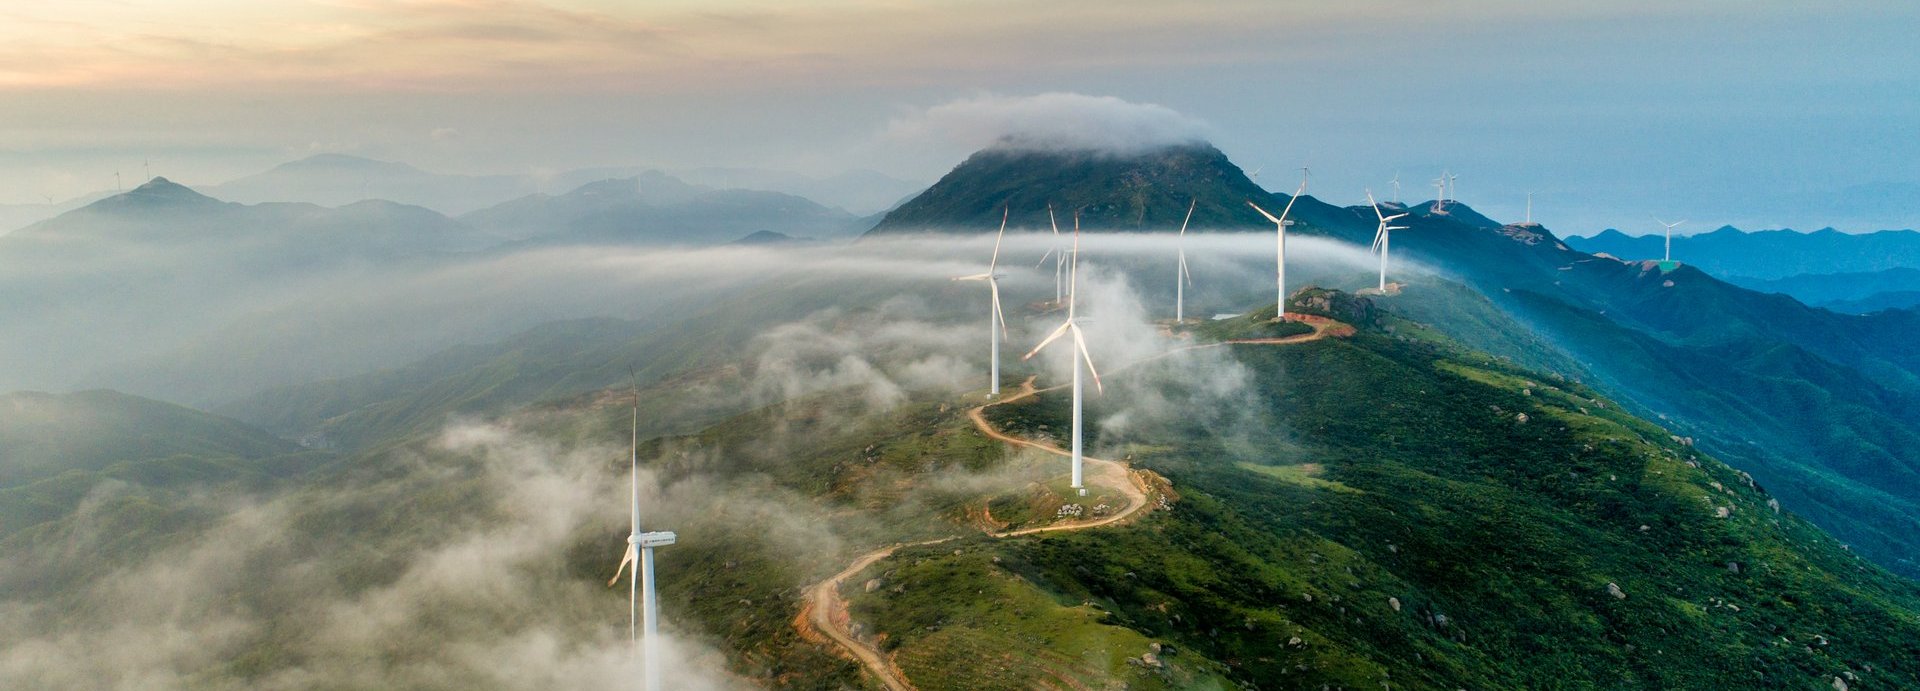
[[0, 0, 1915, 234]]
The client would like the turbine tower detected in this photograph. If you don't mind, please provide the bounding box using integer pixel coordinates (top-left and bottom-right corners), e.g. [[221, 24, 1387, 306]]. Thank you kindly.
[[1431, 175, 1446, 212], [1247, 172, 1306, 321], [609, 387, 676, 691], [1654, 216, 1686, 263], [955, 208, 1010, 395], [1174, 199, 1196, 323], [1367, 189, 1411, 292], [1024, 215, 1102, 495], [1526, 192, 1534, 226]]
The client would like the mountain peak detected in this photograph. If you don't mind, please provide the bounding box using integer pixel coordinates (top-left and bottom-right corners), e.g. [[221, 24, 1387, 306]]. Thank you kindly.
[[865, 141, 1271, 234], [92, 176, 224, 210]]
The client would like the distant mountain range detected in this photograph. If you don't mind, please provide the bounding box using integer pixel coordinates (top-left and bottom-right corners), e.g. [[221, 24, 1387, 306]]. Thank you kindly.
[[199, 153, 924, 218], [1725, 267, 1920, 314], [1567, 225, 1920, 279], [462, 174, 871, 245]]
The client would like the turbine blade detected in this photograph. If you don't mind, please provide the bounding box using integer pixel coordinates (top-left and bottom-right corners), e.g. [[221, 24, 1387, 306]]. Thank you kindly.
[[1024, 321, 1072, 360], [1048, 205, 1060, 236], [1036, 247, 1055, 267], [1247, 201, 1283, 225], [953, 273, 990, 281], [988, 206, 1007, 273], [1367, 188, 1382, 221], [1385, 212, 1408, 222], [608, 543, 636, 587], [1178, 199, 1196, 236], [1278, 189, 1301, 225], [1072, 326, 1103, 394]]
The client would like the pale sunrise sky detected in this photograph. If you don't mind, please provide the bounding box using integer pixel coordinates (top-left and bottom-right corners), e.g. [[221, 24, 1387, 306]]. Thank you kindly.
[[1, 0, 1915, 233]]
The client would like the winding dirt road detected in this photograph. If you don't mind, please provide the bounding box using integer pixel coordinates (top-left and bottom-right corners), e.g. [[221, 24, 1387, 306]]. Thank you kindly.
[[796, 314, 1348, 691]]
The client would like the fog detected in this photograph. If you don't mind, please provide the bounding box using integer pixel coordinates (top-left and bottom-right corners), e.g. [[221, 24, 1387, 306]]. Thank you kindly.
[[4, 224, 1422, 413]]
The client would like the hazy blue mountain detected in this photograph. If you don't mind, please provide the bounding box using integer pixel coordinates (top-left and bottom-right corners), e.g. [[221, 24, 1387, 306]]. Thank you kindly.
[[1724, 267, 1920, 313], [1823, 292, 1920, 314], [201, 153, 544, 215], [1567, 226, 1920, 280], [674, 166, 926, 215], [455, 173, 706, 240], [0, 179, 494, 397], [463, 175, 867, 245]]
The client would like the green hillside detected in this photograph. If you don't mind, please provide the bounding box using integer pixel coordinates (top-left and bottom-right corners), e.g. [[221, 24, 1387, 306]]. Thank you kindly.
[[0, 389, 328, 540], [837, 292, 1920, 689]]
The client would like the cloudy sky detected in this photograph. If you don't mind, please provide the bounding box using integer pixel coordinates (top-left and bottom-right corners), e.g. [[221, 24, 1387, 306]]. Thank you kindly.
[[1, 0, 1915, 233]]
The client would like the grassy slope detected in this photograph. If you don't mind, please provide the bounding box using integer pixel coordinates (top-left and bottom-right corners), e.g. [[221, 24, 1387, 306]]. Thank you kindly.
[[863, 297, 1920, 689], [0, 390, 329, 541]]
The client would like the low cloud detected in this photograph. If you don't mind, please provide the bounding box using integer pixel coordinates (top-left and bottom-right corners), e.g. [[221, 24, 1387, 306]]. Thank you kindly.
[[882, 92, 1213, 155]]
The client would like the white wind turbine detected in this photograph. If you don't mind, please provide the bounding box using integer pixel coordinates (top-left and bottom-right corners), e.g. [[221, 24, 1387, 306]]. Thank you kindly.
[[955, 208, 1011, 395], [1367, 189, 1411, 292], [1036, 205, 1068, 303], [1024, 215, 1102, 495], [1390, 171, 1402, 204], [1174, 199, 1196, 323], [1247, 172, 1307, 321], [609, 386, 676, 691], [1654, 216, 1686, 263]]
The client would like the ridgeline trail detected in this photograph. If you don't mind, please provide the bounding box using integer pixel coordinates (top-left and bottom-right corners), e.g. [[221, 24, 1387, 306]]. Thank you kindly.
[[795, 314, 1349, 691]]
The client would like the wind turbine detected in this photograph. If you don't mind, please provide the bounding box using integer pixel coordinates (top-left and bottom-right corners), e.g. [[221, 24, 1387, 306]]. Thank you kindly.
[[609, 381, 676, 691], [1448, 172, 1459, 203], [955, 208, 1010, 395], [1174, 199, 1196, 323], [1653, 216, 1686, 263], [1390, 171, 1401, 204], [1247, 172, 1306, 321], [1367, 189, 1410, 292], [1036, 205, 1068, 303], [1023, 214, 1102, 495], [1431, 175, 1447, 212]]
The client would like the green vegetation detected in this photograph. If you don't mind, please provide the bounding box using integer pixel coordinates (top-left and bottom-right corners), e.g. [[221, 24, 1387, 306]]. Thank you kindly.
[[0, 390, 329, 540], [860, 297, 1920, 689]]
